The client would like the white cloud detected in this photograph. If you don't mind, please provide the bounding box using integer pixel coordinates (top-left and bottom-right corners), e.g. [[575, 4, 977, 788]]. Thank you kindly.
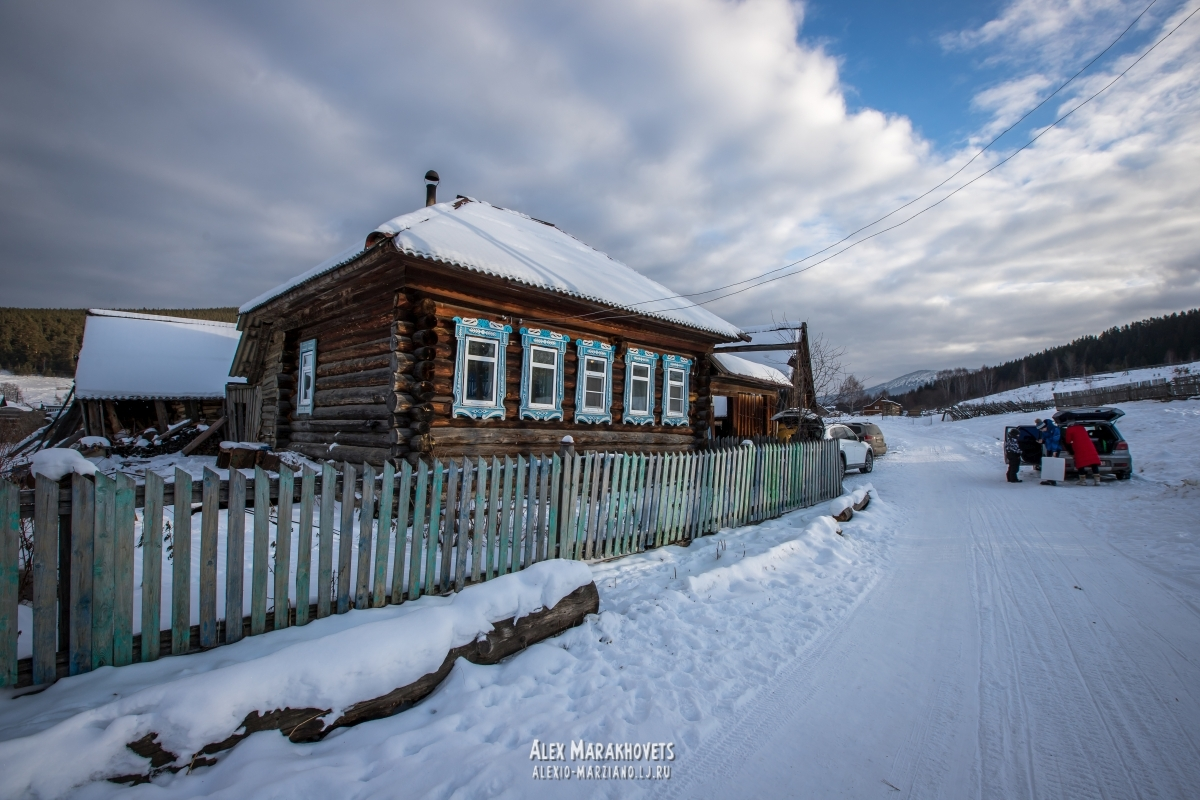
[[0, 0, 1197, 382]]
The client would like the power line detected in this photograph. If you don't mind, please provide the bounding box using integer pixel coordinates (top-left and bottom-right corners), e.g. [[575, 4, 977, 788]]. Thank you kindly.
[[568, 2, 1197, 328]]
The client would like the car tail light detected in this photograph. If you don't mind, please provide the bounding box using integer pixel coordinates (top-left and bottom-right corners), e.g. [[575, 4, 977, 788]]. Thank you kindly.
[[863, 434, 874, 441], [1115, 441, 1128, 450]]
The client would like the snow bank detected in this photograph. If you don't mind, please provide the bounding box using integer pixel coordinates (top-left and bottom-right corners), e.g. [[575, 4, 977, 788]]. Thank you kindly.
[[29, 448, 98, 480], [0, 560, 592, 797]]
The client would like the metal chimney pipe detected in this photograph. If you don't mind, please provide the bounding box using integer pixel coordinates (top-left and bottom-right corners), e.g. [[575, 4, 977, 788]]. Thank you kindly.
[[425, 170, 440, 207]]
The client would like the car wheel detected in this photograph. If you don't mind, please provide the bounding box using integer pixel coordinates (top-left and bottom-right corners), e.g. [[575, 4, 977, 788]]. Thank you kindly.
[[839, 454, 847, 481], [1117, 471, 1131, 481], [861, 451, 873, 473]]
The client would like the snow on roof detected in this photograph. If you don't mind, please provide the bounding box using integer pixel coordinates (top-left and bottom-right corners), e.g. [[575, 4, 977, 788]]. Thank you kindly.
[[241, 199, 743, 339], [712, 352, 792, 387], [74, 310, 244, 400]]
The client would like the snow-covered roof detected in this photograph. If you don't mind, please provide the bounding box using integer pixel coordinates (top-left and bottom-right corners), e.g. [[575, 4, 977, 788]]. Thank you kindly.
[[241, 198, 743, 339], [74, 310, 244, 400], [712, 353, 791, 387]]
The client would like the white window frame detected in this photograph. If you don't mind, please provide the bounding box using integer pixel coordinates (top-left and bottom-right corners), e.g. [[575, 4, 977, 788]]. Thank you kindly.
[[582, 356, 608, 412], [296, 339, 316, 416], [527, 345, 559, 409], [462, 336, 500, 407], [660, 353, 693, 426], [574, 339, 614, 424], [629, 363, 653, 416], [666, 367, 686, 416], [622, 347, 659, 426], [452, 317, 512, 420]]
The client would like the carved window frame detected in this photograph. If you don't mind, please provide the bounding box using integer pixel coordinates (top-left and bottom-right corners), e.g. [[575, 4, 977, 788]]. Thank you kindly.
[[574, 339, 614, 424], [296, 339, 316, 416], [452, 316, 512, 420], [622, 347, 659, 425], [661, 354, 693, 426], [519, 327, 569, 421]]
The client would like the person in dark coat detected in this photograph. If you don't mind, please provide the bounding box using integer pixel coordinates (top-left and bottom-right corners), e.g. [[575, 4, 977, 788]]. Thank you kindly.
[[1035, 418, 1062, 485], [1005, 430, 1023, 483], [1064, 423, 1103, 485]]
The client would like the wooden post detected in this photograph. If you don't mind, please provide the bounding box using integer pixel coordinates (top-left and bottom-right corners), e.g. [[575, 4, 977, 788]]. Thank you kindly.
[[391, 460, 413, 604], [113, 474, 135, 666], [355, 463, 376, 609], [484, 457, 501, 579], [425, 460, 444, 592], [317, 462, 335, 618], [141, 471, 164, 661], [441, 461, 459, 593], [471, 457, 487, 583], [509, 457, 525, 574], [295, 467, 315, 625], [0, 481, 18, 687], [224, 467, 246, 643], [91, 472, 115, 669], [251, 466, 270, 632], [546, 454, 562, 561], [69, 473, 95, 675], [337, 463, 356, 614], [32, 477, 59, 684], [199, 468, 220, 647], [372, 461, 395, 608], [408, 460, 429, 599], [522, 456, 539, 569], [454, 460, 472, 590], [275, 466, 294, 628], [172, 468, 192, 654], [154, 400, 170, 437], [497, 457, 515, 577]]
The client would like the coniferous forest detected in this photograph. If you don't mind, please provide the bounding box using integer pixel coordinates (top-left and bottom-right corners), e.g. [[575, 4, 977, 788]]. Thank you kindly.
[[0, 308, 238, 376], [888, 308, 1200, 410]]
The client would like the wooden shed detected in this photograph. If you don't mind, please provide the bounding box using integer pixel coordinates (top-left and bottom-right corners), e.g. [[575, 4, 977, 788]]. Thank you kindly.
[[709, 353, 790, 438], [74, 310, 243, 437], [231, 192, 746, 465], [862, 398, 902, 416]]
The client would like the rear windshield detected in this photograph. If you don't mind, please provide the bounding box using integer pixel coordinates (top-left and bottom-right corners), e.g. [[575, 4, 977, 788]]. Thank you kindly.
[[864, 424, 882, 434]]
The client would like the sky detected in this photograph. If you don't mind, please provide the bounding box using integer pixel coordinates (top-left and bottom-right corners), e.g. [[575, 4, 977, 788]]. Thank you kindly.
[[0, 0, 1197, 384]]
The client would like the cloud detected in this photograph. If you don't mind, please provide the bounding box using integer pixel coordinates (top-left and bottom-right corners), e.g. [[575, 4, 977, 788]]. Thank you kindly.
[[0, 0, 1197, 382]]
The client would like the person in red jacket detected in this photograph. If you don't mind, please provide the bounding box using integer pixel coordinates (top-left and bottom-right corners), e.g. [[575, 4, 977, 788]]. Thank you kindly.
[[1064, 424, 1102, 486]]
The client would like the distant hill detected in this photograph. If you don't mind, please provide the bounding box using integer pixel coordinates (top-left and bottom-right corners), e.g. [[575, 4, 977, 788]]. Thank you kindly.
[[863, 370, 939, 399], [886, 308, 1200, 410], [0, 307, 239, 376]]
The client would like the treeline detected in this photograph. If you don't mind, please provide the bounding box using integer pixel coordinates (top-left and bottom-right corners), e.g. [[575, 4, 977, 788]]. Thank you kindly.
[[0, 307, 239, 376], [889, 308, 1200, 410]]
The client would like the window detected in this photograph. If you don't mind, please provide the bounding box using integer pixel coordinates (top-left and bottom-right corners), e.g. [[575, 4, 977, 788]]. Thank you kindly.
[[518, 327, 569, 421], [660, 354, 692, 426], [297, 339, 316, 415], [452, 317, 512, 420], [622, 348, 659, 425], [574, 339, 614, 424]]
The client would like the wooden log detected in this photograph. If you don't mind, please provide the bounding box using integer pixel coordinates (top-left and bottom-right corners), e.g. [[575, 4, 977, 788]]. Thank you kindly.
[[172, 469, 192, 655], [316, 353, 391, 379], [316, 368, 394, 391], [314, 385, 392, 407], [181, 416, 226, 457], [310, 403, 390, 421], [412, 329, 439, 347], [288, 431, 397, 448], [295, 468, 315, 626], [224, 469, 246, 644], [91, 472, 115, 669], [319, 337, 391, 364], [289, 418, 388, 433]]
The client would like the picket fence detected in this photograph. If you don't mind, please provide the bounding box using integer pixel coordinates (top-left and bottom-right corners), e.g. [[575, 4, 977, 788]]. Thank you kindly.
[[0, 439, 842, 688]]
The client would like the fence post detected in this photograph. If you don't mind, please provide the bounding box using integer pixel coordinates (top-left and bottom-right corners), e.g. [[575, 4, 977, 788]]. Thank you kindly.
[[391, 459, 413, 604], [199, 468, 220, 647], [113, 473, 135, 666], [373, 461, 395, 608], [426, 459, 444, 592], [408, 460, 429, 599], [317, 462, 335, 618], [296, 467, 315, 625], [0, 481, 17, 687], [69, 473, 95, 675], [141, 471, 164, 660], [225, 467, 246, 642], [91, 472, 114, 669], [32, 476, 58, 684], [337, 463, 356, 614], [484, 457, 501, 579], [471, 457, 487, 582], [172, 468, 192, 654], [355, 462, 376, 609], [275, 465, 295, 628]]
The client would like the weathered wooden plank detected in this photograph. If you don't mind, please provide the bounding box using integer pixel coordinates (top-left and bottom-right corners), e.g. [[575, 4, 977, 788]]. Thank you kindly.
[[497, 457, 515, 576], [471, 458, 486, 583], [372, 461, 395, 607], [0, 481, 18, 686], [546, 454, 562, 561], [199, 468, 220, 647], [408, 460, 430, 599], [171, 468, 192, 655], [355, 463, 377, 609], [425, 460, 444, 592], [32, 477, 58, 683], [521, 456, 538, 569], [631, 454, 649, 552], [535, 455, 551, 564], [337, 463, 356, 614], [90, 472, 114, 669], [609, 454, 629, 558], [226, 467, 249, 643], [141, 471, 165, 660], [69, 473, 95, 675], [572, 453, 592, 560], [484, 457, 501, 579], [651, 454, 670, 548], [584, 453, 603, 560], [295, 468, 315, 625], [317, 462, 335, 618], [636, 455, 656, 551], [441, 460, 459, 593], [391, 460, 412, 603], [455, 460, 473, 590], [275, 466, 295, 628], [562, 453, 581, 560], [509, 456, 526, 574], [250, 467, 270, 634]]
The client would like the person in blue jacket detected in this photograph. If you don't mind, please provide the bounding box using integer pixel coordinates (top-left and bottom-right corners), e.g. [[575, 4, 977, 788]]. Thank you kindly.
[[1034, 418, 1062, 485]]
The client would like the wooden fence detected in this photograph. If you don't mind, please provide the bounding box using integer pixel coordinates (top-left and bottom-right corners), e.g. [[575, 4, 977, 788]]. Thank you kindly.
[[0, 439, 842, 688]]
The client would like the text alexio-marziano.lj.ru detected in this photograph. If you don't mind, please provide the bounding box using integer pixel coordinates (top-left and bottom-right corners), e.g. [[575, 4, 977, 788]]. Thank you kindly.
[[529, 739, 676, 780]]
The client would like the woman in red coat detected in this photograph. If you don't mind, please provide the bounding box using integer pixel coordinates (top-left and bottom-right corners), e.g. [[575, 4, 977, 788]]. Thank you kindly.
[[1064, 424, 1102, 485]]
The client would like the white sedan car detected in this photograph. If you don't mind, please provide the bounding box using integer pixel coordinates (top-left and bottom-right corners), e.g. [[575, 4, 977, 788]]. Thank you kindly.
[[825, 423, 873, 476]]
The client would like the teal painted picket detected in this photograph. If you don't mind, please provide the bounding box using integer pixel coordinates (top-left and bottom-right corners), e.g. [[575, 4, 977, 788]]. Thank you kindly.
[[0, 439, 840, 687]]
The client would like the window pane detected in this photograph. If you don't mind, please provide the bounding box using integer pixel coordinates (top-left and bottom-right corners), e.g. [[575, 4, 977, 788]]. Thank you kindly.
[[631, 377, 649, 412], [532, 348, 555, 365], [531, 364, 555, 405], [632, 364, 649, 380], [468, 340, 496, 358], [669, 384, 684, 414], [584, 374, 605, 410], [466, 358, 494, 402], [585, 357, 605, 375]]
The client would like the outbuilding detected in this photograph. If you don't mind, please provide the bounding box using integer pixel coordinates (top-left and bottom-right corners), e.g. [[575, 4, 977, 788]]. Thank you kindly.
[[231, 184, 746, 465], [862, 398, 903, 416], [708, 353, 790, 439]]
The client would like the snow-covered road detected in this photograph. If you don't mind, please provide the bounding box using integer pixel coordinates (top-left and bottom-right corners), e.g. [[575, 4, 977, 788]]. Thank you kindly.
[[675, 404, 1200, 799]]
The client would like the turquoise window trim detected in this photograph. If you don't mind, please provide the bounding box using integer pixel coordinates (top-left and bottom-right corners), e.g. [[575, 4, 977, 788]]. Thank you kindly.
[[661, 354, 693, 426], [452, 316, 513, 420], [296, 339, 316, 416], [574, 339, 614, 424], [622, 347, 659, 426], [519, 327, 569, 421]]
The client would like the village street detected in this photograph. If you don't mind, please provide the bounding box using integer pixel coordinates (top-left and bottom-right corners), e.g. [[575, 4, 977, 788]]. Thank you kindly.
[[669, 403, 1200, 800]]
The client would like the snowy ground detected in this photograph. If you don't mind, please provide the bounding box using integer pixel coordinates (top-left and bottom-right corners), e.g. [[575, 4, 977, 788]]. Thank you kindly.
[[971, 360, 1199, 404], [0, 371, 74, 408], [3, 398, 1199, 798]]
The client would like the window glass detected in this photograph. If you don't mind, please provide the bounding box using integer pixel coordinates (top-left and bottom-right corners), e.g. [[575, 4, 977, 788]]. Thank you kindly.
[[529, 346, 556, 407], [667, 368, 685, 415], [630, 363, 651, 413], [584, 357, 606, 410], [299, 351, 314, 407], [465, 338, 497, 403]]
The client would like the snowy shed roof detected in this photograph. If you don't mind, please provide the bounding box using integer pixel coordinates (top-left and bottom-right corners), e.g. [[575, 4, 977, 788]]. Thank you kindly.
[[74, 310, 244, 400], [712, 353, 791, 387], [241, 198, 743, 340]]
